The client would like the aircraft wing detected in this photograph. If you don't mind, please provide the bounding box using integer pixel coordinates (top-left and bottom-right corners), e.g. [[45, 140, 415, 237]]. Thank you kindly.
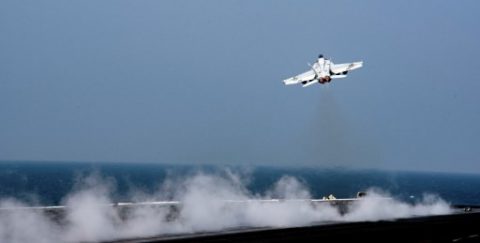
[[330, 61, 363, 74], [283, 69, 316, 85]]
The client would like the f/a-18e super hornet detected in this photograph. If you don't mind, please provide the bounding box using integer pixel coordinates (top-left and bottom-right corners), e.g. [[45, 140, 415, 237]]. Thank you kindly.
[[283, 54, 363, 87]]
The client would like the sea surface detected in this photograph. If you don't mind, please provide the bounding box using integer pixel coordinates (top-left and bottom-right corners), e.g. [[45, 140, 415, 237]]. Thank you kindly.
[[0, 161, 479, 206]]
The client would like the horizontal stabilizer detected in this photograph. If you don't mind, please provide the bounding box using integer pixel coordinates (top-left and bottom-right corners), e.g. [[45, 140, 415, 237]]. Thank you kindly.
[[302, 80, 317, 87], [331, 75, 347, 79]]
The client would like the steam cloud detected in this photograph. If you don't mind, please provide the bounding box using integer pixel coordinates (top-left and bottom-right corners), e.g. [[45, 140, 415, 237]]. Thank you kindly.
[[0, 171, 452, 243]]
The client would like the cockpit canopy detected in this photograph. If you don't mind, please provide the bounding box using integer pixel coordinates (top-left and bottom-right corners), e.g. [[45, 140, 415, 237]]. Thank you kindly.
[[318, 54, 324, 59]]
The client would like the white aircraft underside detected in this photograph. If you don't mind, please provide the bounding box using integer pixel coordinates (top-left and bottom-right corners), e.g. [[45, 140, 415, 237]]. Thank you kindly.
[[283, 54, 363, 87]]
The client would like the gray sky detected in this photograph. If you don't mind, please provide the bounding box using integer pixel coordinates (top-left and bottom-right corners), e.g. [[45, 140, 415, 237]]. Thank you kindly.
[[1, 1, 479, 173]]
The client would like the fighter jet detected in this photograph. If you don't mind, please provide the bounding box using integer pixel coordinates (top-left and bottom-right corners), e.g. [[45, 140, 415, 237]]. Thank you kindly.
[[283, 54, 363, 87]]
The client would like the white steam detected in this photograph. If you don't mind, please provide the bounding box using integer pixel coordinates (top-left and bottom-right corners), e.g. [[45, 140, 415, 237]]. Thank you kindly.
[[0, 172, 452, 243], [344, 189, 451, 222]]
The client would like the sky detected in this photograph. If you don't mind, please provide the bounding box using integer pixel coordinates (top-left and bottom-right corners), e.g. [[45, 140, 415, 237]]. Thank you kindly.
[[1, 1, 479, 173]]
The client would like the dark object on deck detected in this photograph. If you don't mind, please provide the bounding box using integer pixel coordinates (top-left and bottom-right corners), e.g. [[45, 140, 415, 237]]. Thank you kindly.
[[356, 191, 367, 198]]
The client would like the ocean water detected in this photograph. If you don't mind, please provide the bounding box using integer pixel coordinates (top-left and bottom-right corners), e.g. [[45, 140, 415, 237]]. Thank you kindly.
[[0, 161, 479, 206]]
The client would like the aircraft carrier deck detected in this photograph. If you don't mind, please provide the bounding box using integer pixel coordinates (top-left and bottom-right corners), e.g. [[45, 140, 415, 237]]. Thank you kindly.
[[2, 200, 479, 243], [107, 206, 480, 243]]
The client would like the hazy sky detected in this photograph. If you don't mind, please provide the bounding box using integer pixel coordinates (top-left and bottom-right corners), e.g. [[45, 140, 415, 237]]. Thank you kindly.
[[1, 1, 479, 173]]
